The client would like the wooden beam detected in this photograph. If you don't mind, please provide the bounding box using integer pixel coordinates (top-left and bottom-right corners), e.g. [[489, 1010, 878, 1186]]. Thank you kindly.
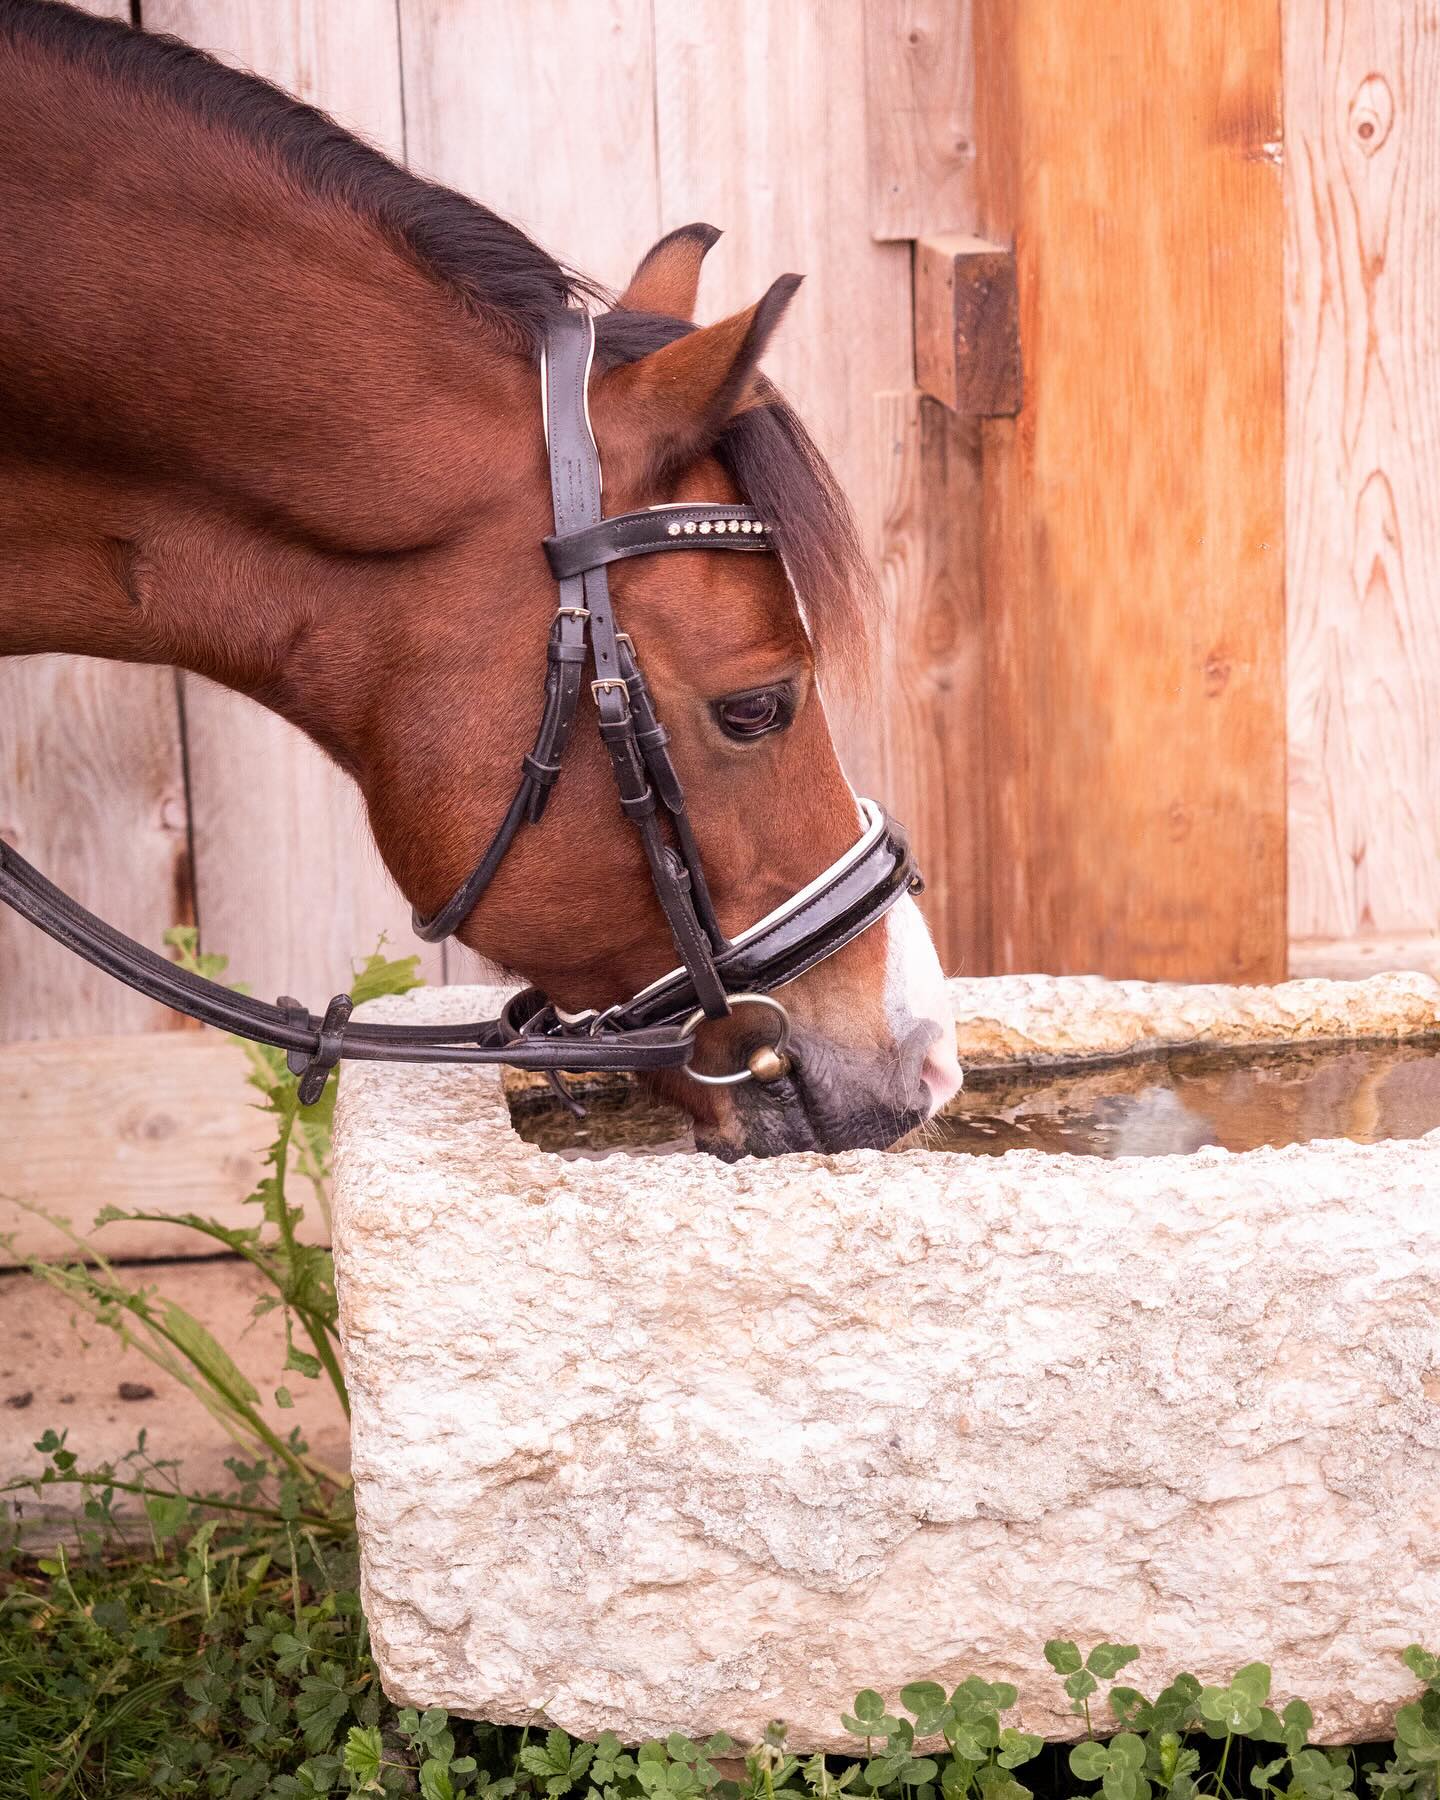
[[973, 0, 1287, 983], [914, 233, 1020, 416], [1289, 936, 1440, 985], [863, 0, 977, 242], [0, 1033, 283, 1267]]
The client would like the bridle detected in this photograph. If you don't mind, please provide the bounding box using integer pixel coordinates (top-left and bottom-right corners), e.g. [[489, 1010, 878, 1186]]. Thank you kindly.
[[0, 309, 920, 1106]]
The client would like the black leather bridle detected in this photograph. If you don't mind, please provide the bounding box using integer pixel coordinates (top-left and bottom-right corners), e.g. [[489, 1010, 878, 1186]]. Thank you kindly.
[[0, 310, 920, 1105]]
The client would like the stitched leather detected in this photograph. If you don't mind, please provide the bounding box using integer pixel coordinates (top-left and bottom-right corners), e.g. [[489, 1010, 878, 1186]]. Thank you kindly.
[[607, 810, 919, 1033], [543, 505, 772, 580], [545, 314, 731, 1020]]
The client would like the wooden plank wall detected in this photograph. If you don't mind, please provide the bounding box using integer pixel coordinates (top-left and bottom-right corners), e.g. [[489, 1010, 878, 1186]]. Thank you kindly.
[[0, 0, 980, 1052], [1285, 0, 1440, 983]]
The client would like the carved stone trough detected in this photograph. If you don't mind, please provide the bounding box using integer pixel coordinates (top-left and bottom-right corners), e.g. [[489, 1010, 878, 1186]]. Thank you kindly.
[[331, 973, 1440, 1748]]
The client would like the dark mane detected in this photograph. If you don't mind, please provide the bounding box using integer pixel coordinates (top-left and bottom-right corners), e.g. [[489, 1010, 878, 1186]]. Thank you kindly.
[[4, 0, 875, 653], [1, 0, 594, 348]]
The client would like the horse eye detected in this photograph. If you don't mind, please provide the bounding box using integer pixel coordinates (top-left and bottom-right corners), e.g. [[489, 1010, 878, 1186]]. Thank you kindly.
[[715, 688, 789, 740]]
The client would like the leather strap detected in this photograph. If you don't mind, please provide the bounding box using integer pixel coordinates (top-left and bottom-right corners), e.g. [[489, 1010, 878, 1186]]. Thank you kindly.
[[543, 505, 771, 581], [0, 836, 694, 1074], [544, 313, 732, 1021], [611, 805, 920, 1032]]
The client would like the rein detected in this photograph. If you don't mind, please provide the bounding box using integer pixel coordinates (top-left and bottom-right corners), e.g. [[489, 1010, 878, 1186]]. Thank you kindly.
[[0, 310, 919, 1104]]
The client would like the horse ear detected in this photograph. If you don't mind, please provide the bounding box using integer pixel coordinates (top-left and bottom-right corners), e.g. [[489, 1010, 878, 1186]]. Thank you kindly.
[[619, 222, 722, 320], [600, 273, 801, 482]]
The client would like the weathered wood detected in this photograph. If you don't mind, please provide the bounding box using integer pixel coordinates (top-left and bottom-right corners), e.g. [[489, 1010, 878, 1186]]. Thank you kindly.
[[139, 3, 444, 1002], [1285, 0, 1440, 957], [0, 6, 184, 1045], [0, 1033, 295, 1267], [874, 392, 988, 974], [972, 0, 1287, 983], [141, 0, 406, 155], [654, 0, 913, 805], [399, 0, 659, 294], [0, 661, 191, 1041], [398, 0, 661, 982], [863, 0, 977, 242], [914, 233, 1020, 416]]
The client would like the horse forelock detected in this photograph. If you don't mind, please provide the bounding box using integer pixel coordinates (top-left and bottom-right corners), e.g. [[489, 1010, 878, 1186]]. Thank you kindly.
[[595, 308, 877, 677]]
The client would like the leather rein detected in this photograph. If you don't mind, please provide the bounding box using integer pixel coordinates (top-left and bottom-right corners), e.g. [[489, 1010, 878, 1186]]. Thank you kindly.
[[0, 309, 920, 1105]]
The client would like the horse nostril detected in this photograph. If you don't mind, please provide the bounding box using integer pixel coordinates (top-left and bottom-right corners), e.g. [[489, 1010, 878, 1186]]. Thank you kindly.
[[919, 1033, 963, 1115]]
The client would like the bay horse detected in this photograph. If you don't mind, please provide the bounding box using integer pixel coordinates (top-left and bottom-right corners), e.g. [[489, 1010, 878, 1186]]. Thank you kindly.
[[0, 0, 960, 1159]]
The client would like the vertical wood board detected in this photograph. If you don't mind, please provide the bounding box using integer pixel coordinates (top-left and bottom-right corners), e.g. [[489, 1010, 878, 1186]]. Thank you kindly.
[[398, 0, 661, 980], [0, 0, 187, 1043], [864, 0, 978, 242], [140, 1, 443, 1000], [1285, 0, 1440, 949], [399, 0, 660, 296], [974, 0, 1287, 982], [875, 393, 988, 973], [653, 0, 914, 810], [0, 662, 191, 1041], [142, 0, 408, 154]]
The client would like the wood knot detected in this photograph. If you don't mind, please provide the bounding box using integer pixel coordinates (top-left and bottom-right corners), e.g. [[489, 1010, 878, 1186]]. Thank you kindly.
[[1348, 75, 1394, 155], [1204, 650, 1232, 697]]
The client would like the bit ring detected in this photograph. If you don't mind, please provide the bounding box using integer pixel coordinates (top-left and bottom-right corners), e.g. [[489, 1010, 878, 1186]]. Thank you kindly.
[[679, 992, 792, 1087]]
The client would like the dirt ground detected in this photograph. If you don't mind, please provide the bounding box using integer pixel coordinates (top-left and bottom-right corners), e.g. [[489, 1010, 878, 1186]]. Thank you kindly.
[[0, 1257, 350, 1526]]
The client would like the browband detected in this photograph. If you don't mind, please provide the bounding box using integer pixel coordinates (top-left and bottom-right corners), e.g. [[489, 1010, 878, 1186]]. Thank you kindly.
[[542, 504, 773, 581]]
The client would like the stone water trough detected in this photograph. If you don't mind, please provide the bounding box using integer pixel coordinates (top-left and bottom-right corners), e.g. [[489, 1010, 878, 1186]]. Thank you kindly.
[[331, 972, 1440, 1748]]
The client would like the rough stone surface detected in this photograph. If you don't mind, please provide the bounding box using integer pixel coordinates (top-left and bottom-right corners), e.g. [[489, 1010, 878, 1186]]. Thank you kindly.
[[947, 969, 1440, 1066], [332, 976, 1440, 1749]]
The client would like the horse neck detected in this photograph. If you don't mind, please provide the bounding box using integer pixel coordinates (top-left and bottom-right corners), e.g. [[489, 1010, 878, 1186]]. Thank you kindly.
[[0, 33, 534, 764]]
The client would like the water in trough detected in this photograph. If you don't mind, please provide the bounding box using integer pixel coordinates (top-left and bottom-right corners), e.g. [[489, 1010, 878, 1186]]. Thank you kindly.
[[508, 1035, 1440, 1160]]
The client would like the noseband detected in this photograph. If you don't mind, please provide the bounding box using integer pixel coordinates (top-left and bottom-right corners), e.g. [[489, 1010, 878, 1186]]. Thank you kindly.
[[0, 310, 920, 1103]]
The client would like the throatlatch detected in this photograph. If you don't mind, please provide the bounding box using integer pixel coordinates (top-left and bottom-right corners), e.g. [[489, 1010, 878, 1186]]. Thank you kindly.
[[0, 310, 920, 1100]]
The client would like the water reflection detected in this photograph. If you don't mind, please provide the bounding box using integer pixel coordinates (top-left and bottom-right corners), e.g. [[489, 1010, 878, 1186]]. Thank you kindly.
[[935, 1038, 1440, 1160], [507, 1039, 1440, 1162]]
